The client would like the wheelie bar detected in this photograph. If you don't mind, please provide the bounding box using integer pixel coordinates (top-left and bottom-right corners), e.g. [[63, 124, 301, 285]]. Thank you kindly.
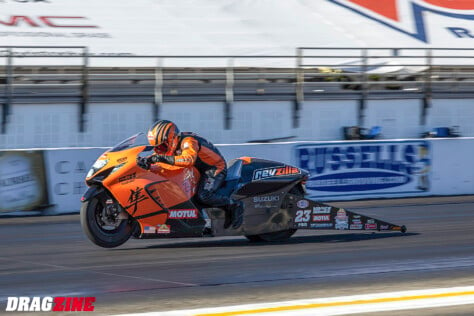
[[290, 196, 407, 233]]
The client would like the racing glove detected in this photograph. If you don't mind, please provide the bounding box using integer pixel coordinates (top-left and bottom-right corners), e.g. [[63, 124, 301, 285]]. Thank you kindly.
[[136, 156, 151, 170], [148, 155, 175, 165]]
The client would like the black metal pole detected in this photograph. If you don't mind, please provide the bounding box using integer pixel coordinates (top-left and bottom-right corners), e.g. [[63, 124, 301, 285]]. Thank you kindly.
[[153, 58, 163, 122], [224, 59, 234, 130], [359, 49, 368, 127], [294, 49, 304, 128], [79, 47, 89, 133], [2, 48, 12, 134], [421, 49, 432, 126]]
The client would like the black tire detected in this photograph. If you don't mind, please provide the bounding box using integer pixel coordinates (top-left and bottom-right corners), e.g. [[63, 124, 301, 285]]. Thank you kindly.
[[245, 229, 297, 242], [245, 234, 264, 242], [80, 196, 132, 248]]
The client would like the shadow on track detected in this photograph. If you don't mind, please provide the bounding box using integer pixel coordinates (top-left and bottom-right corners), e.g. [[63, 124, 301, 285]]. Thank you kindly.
[[119, 232, 418, 250]]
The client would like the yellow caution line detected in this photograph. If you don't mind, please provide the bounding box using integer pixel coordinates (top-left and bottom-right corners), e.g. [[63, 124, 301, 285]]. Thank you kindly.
[[196, 290, 474, 316]]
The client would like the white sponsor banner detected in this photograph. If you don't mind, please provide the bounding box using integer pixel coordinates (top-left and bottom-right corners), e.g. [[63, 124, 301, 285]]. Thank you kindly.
[[43, 148, 105, 213], [294, 140, 431, 200], [29, 137, 474, 214], [1, 0, 474, 67]]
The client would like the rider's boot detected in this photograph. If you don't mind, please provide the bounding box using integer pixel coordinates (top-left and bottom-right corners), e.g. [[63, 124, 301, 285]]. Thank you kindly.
[[223, 200, 244, 229]]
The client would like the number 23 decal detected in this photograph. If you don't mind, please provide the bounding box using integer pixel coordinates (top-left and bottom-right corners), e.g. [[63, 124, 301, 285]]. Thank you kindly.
[[295, 210, 311, 223]]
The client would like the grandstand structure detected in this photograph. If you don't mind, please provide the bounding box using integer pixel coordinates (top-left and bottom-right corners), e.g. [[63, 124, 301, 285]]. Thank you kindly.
[[1, 46, 474, 147]]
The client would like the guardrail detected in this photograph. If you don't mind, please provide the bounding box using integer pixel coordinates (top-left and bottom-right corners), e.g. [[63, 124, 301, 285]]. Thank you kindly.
[[1, 46, 474, 133]]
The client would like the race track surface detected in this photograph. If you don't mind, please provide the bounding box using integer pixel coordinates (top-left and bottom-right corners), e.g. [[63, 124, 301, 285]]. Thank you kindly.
[[1, 196, 474, 315]]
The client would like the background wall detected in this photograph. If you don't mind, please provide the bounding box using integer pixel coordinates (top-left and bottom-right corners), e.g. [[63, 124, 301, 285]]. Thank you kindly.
[[1, 137, 470, 214], [427, 99, 474, 137], [2, 99, 474, 149]]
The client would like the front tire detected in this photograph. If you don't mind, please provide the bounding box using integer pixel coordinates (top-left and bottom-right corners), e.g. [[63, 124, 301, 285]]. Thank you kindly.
[[80, 196, 132, 248]]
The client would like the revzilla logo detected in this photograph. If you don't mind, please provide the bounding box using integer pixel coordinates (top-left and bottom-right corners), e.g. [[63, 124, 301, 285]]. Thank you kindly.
[[329, 0, 474, 42], [252, 165, 300, 181]]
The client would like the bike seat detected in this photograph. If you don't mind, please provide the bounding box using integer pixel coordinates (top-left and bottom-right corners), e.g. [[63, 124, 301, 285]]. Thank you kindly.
[[215, 159, 243, 197]]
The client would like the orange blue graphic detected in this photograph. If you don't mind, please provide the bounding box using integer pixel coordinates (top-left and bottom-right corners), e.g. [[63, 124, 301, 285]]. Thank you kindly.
[[329, 0, 474, 42]]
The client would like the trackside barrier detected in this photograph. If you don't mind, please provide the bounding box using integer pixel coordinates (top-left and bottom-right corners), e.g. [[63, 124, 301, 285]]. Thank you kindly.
[[1, 138, 473, 214]]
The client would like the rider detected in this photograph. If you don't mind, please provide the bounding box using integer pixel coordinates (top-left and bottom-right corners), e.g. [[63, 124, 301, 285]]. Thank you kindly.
[[137, 120, 244, 229]]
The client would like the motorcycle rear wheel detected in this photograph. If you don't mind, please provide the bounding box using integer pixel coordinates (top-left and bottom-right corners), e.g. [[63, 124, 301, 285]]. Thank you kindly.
[[80, 195, 133, 248], [245, 184, 303, 242]]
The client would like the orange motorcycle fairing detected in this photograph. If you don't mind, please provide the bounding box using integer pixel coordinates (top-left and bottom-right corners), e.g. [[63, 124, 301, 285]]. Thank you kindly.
[[88, 145, 203, 235]]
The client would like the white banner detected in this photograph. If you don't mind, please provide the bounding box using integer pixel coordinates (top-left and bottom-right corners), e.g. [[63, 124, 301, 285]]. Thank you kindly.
[[25, 137, 474, 214], [294, 140, 431, 200], [1, 0, 474, 67], [43, 148, 105, 214]]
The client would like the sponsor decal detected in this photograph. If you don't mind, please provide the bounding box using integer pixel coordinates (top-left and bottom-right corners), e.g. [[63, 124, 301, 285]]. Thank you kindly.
[[253, 195, 280, 209], [296, 222, 308, 228], [310, 223, 333, 228], [253, 195, 280, 203], [313, 206, 332, 214], [328, 0, 474, 43], [118, 172, 136, 184], [352, 215, 362, 224], [252, 165, 300, 181], [168, 209, 198, 219], [182, 168, 196, 196], [380, 224, 390, 230], [147, 130, 154, 142], [117, 157, 127, 164], [5, 296, 95, 312], [336, 209, 348, 220], [2, 0, 50, 3], [365, 223, 378, 230], [313, 214, 331, 222], [157, 224, 170, 234], [335, 209, 349, 230], [350, 224, 363, 230], [124, 187, 149, 215], [0, 15, 98, 28], [297, 199, 309, 208], [296, 141, 430, 196], [144, 226, 156, 234], [295, 209, 312, 223]]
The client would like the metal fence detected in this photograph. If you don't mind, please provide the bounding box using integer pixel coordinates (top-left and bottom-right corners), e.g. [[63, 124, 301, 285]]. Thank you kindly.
[[1, 46, 474, 133]]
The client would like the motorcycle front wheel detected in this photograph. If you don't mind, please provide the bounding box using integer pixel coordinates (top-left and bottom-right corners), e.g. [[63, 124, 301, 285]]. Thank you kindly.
[[80, 195, 133, 248]]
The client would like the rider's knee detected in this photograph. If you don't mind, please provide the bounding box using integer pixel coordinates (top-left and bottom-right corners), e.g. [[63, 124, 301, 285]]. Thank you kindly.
[[197, 190, 213, 204]]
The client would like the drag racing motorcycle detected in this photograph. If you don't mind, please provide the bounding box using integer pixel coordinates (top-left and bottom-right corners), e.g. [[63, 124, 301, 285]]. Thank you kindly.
[[80, 133, 406, 248]]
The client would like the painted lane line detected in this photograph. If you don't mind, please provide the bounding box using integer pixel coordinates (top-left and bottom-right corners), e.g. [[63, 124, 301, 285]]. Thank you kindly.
[[195, 290, 474, 316], [0, 257, 198, 287], [112, 286, 474, 316]]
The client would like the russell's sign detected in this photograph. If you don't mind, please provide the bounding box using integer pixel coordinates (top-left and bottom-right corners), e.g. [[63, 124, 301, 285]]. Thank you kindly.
[[295, 141, 431, 198]]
